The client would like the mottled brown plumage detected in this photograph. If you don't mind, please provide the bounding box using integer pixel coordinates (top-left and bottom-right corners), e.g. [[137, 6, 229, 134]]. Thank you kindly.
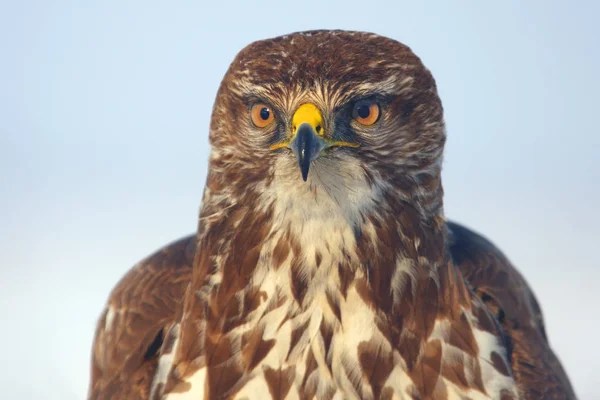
[[447, 223, 576, 399], [90, 237, 195, 400], [89, 30, 576, 399], [89, 226, 575, 399]]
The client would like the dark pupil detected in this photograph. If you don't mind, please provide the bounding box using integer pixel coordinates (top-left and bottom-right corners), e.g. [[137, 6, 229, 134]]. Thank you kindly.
[[357, 105, 371, 119], [259, 107, 270, 120]]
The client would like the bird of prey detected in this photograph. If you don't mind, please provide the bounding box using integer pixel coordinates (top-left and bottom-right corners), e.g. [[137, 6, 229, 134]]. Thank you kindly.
[[89, 30, 576, 400]]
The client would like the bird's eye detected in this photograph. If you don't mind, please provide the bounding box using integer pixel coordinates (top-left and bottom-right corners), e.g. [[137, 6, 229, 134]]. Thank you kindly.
[[352, 101, 380, 126], [251, 103, 275, 128]]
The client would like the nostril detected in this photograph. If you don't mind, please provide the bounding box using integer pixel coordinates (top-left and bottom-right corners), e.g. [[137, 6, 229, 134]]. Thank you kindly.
[[316, 125, 322, 134]]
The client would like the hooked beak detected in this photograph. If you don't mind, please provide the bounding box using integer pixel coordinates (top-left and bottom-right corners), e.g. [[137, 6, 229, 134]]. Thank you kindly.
[[289, 123, 327, 181], [269, 102, 359, 181]]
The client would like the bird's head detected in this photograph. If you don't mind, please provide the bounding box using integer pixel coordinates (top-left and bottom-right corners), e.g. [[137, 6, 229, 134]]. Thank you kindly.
[[205, 30, 446, 221]]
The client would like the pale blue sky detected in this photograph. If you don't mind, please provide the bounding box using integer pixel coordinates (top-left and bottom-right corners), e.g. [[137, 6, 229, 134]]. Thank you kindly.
[[1, 1, 598, 399]]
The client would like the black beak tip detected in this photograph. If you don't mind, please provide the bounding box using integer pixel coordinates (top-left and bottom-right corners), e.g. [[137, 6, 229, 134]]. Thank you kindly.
[[291, 123, 325, 183], [300, 151, 310, 182]]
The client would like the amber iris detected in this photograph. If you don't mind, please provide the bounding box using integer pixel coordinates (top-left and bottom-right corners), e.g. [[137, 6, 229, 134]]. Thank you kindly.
[[353, 101, 380, 126], [251, 104, 275, 127]]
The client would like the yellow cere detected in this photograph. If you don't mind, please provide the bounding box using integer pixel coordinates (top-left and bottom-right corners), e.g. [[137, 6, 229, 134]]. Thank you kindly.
[[292, 103, 323, 134], [268, 103, 360, 150]]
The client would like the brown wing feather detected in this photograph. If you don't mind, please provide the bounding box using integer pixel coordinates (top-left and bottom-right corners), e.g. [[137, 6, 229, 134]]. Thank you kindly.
[[88, 236, 196, 400], [448, 221, 576, 400]]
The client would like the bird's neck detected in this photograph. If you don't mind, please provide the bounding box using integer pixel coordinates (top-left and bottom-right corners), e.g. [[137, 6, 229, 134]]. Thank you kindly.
[[168, 184, 514, 399], [192, 183, 457, 327]]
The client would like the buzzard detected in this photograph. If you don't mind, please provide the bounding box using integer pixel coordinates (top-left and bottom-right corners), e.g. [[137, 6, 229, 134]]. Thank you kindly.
[[89, 30, 576, 399]]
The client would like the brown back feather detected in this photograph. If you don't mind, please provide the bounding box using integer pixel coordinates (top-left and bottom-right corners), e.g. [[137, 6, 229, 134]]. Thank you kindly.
[[448, 222, 576, 399], [88, 237, 195, 400]]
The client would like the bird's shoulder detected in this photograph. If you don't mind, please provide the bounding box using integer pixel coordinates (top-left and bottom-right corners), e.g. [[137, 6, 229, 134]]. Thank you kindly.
[[88, 235, 196, 400], [448, 221, 576, 399], [89, 225, 577, 399]]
